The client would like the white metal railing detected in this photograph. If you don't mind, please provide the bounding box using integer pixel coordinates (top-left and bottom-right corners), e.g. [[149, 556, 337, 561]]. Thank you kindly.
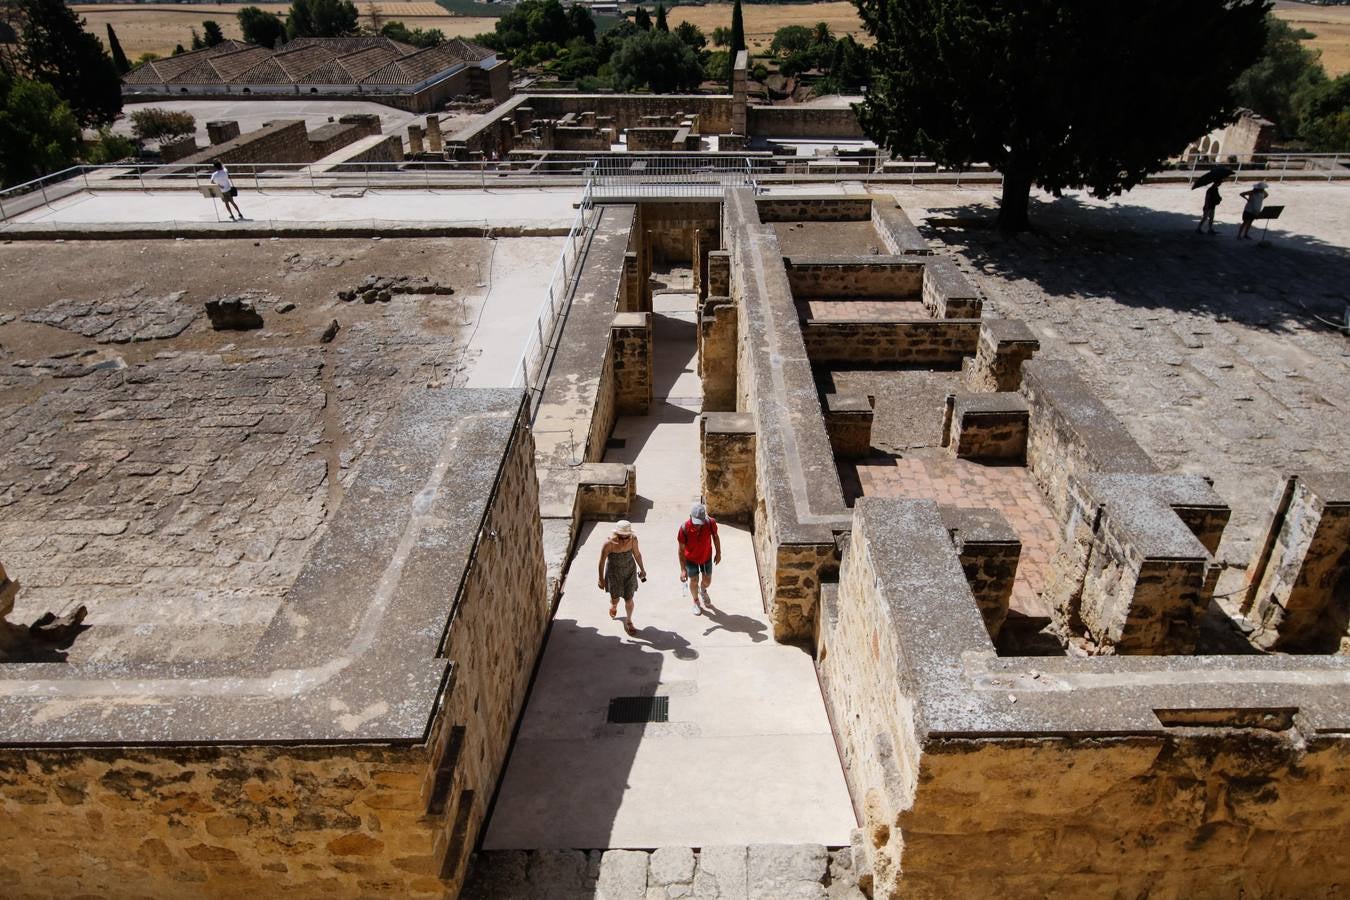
[[589, 153, 759, 199], [510, 170, 598, 396]]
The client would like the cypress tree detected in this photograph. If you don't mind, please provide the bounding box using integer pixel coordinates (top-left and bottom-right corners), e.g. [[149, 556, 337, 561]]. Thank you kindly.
[[726, 0, 744, 86], [105, 23, 130, 73], [655, 3, 668, 32]]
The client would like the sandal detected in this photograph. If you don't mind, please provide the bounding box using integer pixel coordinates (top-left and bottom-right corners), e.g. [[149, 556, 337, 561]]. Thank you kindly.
[[609, 602, 618, 620]]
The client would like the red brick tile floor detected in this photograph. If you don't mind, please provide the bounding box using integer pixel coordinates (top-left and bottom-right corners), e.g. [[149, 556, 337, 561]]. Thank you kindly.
[[796, 299, 929, 321], [843, 450, 1060, 620]]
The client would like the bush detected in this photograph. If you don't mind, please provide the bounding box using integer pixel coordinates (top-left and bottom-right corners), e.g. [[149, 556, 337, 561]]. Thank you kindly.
[[130, 107, 196, 142], [611, 29, 703, 92], [85, 128, 137, 164]]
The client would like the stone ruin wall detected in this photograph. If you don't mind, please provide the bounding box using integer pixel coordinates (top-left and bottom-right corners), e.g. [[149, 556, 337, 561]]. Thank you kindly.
[[0, 397, 548, 900]]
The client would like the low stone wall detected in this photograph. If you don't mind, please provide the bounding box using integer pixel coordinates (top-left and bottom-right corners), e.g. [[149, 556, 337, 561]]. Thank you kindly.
[[524, 93, 733, 134], [701, 412, 756, 523], [824, 393, 874, 458], [819, 497, 1350, 899], [0, 390, 549, 899], [698, 296, 737, 412], [801, 319, 981, 367], [747, 105, 864, 139], [948, 392, 1028, 462], [872, 201, 931, 256], [1019, 358, 1158, 522], [785, 257, 924, 299], [964, 318, 1039, 392], [173, 120, 313, 167], [941, 506, 1019, 640], [306, 121, 369, 159], [919, 256, 981, 318], [755, 196, 871, 223], [728, 189, 848, 642]]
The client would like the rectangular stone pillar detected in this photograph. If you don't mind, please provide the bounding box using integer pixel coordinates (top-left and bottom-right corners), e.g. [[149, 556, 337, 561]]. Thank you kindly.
[[611, 312, 652, 416], [941, 507, 1021, 640], [620, 252, 641, 313], [425, 115, 443, 153], [206, 120, 240, 145], [698, 297, 737, 413], [407, 124, 425, 155], [965, 318, 1040, 393], [1242, 473, 1350, 652], [701, 412, 756, 523], [824, 394, 874, 458], [692, 228, 704, 299], [707, 250, 731, 298], [731, 50, 748, 136], [948, 392, 1029, 462], [1046, 474, 1218, 654]]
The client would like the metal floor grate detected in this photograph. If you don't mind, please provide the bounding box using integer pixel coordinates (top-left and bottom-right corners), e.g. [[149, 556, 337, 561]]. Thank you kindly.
[[607, 695, 669, 724]]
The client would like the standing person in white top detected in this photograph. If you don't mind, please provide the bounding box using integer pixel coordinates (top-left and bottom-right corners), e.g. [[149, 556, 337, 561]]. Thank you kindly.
[[1236, 181, 1268, 241], [209, 159, 245, 221]]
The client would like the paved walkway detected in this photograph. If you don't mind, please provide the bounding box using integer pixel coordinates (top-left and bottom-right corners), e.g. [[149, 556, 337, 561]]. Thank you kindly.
[[483, 289, 856, 850]]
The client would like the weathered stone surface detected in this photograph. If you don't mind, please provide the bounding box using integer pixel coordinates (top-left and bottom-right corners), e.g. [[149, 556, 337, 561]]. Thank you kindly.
[[597, 849, 649, 900], [747, 844, 827, 900], [204, 295, 264, 331], [692, 846, 747, 900], [24, 289, 195, 343], [649, 846, 695, 888]]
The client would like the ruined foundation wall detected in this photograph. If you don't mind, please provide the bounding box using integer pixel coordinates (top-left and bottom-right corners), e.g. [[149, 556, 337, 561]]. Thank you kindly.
[[801, 320, 981, 366], [747, 106, 864, 139]]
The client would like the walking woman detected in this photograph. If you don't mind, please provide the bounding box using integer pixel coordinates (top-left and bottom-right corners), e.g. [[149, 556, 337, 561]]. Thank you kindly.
[[598, 520, 647, 636]]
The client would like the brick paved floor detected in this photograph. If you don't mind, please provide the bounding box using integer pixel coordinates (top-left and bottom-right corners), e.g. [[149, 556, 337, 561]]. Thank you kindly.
[[849, 452, 1059, 618]]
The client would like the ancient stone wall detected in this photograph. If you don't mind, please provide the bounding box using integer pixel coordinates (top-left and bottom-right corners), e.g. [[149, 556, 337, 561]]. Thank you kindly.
[[941, 507, 1019, 640], [747, 106, 864, 139], [785, 259, 925, 299], [523, 94, 732, 134], [919, 257, 982, 318], [963, 319, 1039, 392], [698, 297, 737, 412], [701, 412, 756, 523], [174, 120, 314, 167], [342, 134, 406, 164], [1019, 358, 1158, 521], [306, 122, 368, 160], [636, 201, 720, 265], [755, 196, 872, 223], [872, 202, 931, 256], [800, 319, 981, 366], [948, 392, 1028, 462]]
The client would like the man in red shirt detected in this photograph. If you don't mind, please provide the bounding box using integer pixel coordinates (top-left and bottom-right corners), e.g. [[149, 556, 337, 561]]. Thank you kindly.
[[677, 502, 721, 614]]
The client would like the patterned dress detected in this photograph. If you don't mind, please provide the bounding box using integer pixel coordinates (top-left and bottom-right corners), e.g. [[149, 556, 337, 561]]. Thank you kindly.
[[605, 545, 639, 600]]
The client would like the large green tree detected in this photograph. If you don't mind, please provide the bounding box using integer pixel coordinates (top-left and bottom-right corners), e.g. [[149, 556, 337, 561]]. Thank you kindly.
[[612, 29, 703, 93], [237, 6, 287, 47], [1231, 15, 1325, 137], [6, 0, 122, 127], [856, 0, 1269, 231], [0, 71, 81, 186], [202, 20, 226, 47], [286, 0, 358, 39]]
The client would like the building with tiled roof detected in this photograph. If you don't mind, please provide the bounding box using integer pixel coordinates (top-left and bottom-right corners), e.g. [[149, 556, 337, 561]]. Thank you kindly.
[[122, 35, 510, 111]]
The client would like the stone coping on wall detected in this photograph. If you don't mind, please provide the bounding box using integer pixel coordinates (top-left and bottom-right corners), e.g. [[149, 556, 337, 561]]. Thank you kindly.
[[1022, 358, 1158, 475], [1079, 473, 1221, 562], [0, 388, 529, 745], [727, 188, 849, 545], [845, 497, 1350, 740]]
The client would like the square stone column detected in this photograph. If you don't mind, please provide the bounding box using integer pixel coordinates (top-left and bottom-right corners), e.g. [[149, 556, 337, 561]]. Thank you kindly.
[[425, 115, 443, 153], [707, 250, 731, 298], [1242, 473, 1350, 652], [611, 312, 652, 415], [731, 50, 748, 136], [407, 123, 425, 155], [701, 412, 756, 523], [964, 318, 1040, 393], [698, 297, 737, 413]]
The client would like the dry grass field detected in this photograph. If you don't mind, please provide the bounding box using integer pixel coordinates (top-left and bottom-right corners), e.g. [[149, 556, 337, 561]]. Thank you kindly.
[[1274, 1, 1350, 76], [76, 0, 1350, 75], [73, 2, 495, 59]]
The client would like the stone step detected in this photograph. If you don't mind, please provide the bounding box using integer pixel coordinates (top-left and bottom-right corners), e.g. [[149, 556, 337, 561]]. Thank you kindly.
[[462, 843, 865, 900]]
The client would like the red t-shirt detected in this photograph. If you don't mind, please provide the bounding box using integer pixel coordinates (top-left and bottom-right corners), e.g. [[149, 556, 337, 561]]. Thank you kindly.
[[678, 519, 718, 565]]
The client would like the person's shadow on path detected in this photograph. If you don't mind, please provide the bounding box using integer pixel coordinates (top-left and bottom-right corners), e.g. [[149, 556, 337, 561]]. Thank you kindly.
[[630, 624, 699, 660], [699, 601, 769, 643]]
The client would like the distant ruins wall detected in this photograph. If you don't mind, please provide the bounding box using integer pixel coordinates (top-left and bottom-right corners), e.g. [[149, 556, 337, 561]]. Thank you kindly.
[[747, 105, 864, 139]]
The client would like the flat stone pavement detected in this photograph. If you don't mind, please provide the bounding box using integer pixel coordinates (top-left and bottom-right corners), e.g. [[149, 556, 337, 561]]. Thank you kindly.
[[6, 186, 580, 229], [883, 182, 1350, 599], [482, 290, 856, 851]]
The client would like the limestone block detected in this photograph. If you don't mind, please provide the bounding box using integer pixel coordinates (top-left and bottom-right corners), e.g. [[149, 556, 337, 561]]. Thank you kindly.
[[824, 393, 874, 459], [948, 391, 1029, 462], [707, 251, 731, 298], [1242, 473, 1350, 652], [701, 413, 756, 523], [649, 847, 695, 895], [425, 115, 443, 152], [693, 846, 747, 900], [407, 124, 424, 155], [612, 312, 653, 416], [698, 299, 737, 412], [747, 844, 827, 900], [598, 849, 650, 900], [966, 318, 1039, 392], [206, 120, 241, 145]]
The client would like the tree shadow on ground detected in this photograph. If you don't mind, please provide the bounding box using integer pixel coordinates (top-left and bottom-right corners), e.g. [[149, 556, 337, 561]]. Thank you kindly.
[[924, 193, 1350, 335]]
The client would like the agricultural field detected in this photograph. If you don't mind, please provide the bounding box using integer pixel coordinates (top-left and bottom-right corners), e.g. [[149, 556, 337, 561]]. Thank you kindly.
[[76, 0, 1350, 75], [73, 2, 497, 59], [1274, 0, 1350, 76]]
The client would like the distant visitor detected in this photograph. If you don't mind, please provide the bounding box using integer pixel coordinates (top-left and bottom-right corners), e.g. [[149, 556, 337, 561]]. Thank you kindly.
[[678, 503, 721, 615], [598, 520, 646, 636], [1237, 182, 1269, 241], [209, 160, 245, 222]]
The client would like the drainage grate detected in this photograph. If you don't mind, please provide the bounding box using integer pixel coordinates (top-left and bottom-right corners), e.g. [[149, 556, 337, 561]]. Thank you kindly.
[[606, 438, 627, 449], [607, 695, 669, 724]]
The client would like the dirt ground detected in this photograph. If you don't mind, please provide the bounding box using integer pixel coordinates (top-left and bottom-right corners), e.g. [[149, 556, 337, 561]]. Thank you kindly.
[[1274, 1, 1350, 76], [669, 2, 866, 53]]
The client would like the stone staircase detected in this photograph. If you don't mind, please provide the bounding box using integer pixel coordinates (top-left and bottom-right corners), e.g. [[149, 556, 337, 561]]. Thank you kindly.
[[462, 843, 865, 899]]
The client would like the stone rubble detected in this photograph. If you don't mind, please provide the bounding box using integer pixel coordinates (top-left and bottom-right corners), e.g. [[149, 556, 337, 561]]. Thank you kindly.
[[24, 289, 195, 343], [204, 295, 264, 331], [336, 274, 456, 305]]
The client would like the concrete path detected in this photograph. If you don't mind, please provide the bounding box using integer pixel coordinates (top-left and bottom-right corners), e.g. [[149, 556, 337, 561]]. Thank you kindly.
[[483, 289, 856, 850]]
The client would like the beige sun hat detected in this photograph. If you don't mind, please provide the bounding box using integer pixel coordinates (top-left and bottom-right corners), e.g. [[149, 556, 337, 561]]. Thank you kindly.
[[614, 520, 633, 536]]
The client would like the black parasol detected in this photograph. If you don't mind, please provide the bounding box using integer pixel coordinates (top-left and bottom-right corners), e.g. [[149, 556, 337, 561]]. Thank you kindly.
[[1191, 166, 1235, 189]]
